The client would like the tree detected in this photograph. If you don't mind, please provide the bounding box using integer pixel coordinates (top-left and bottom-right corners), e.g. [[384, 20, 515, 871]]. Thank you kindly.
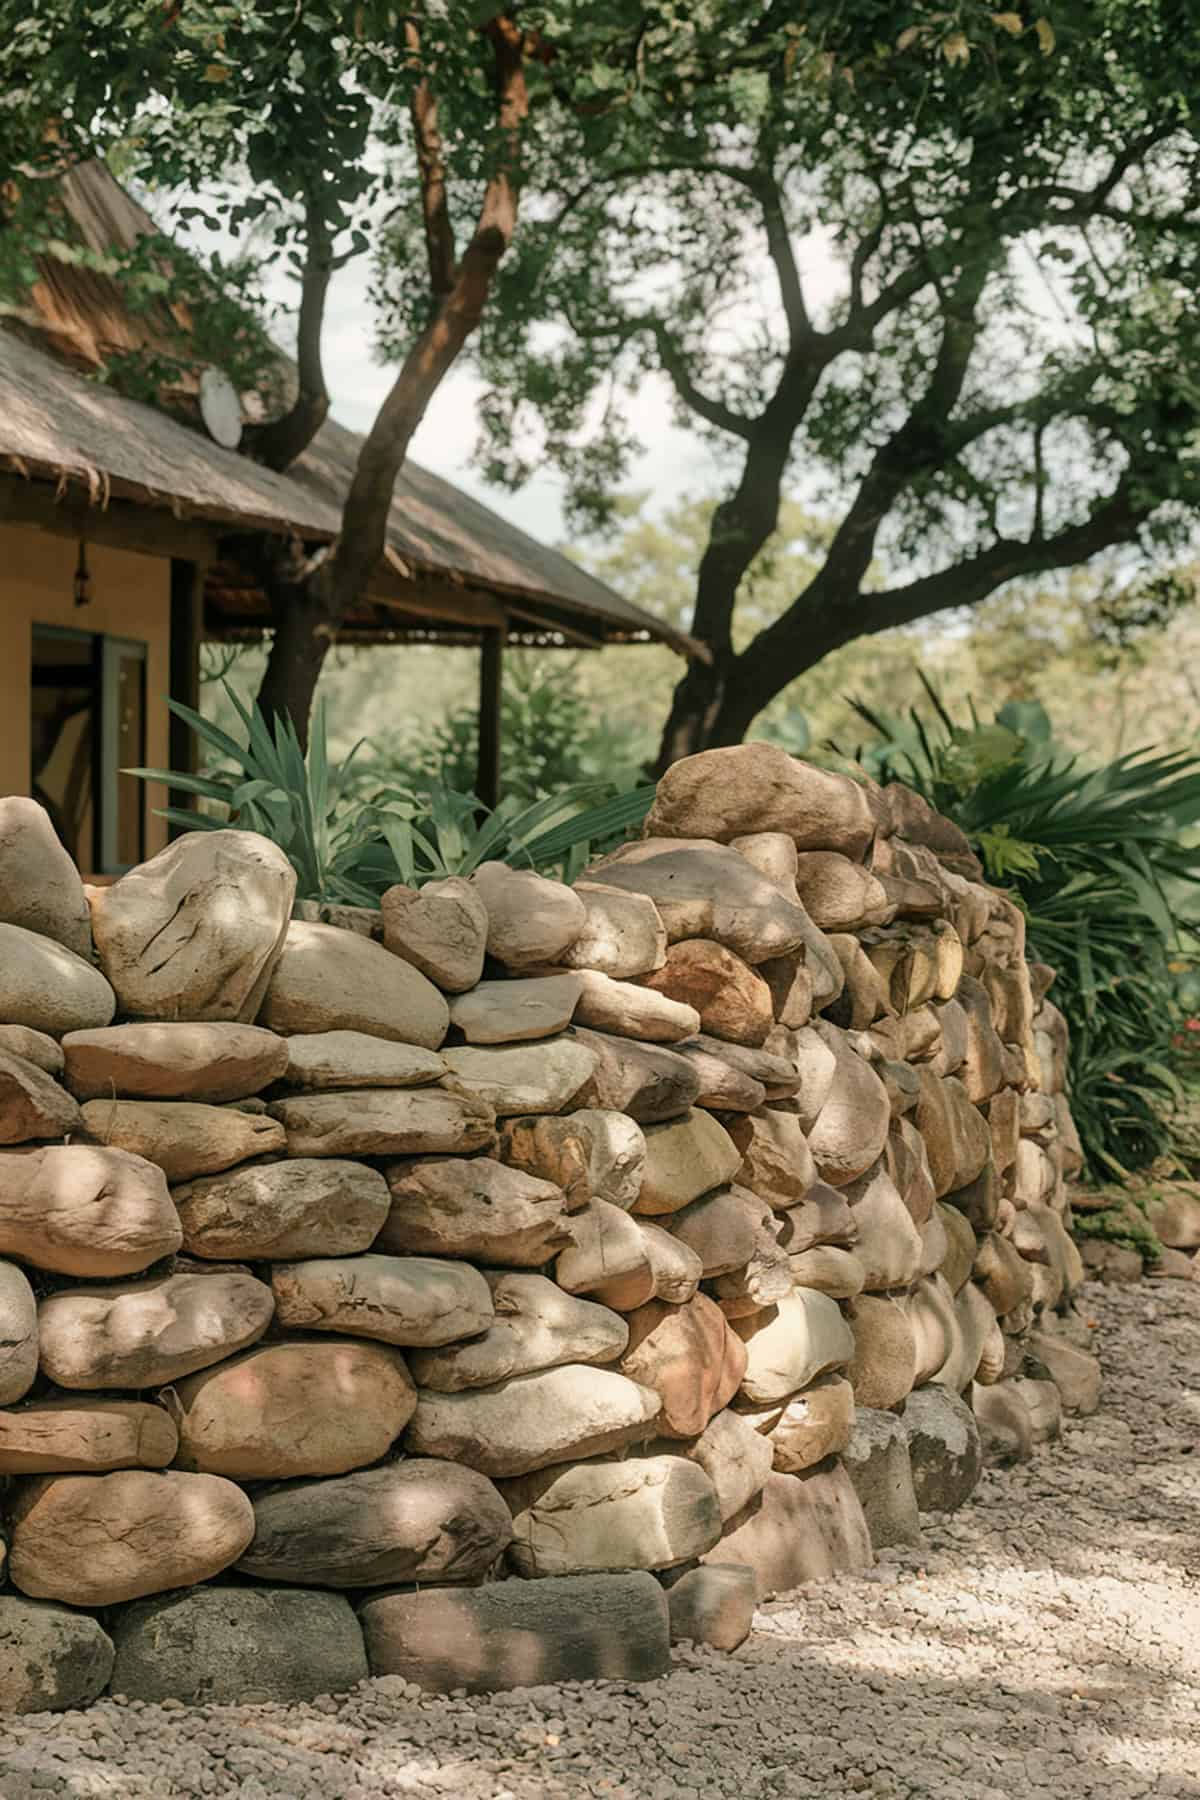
[[474, 0, 1200, 771], [0, 0, 657, 740]]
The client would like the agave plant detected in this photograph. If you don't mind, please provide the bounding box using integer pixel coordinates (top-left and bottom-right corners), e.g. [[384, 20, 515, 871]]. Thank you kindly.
[[128, 685, 654, 906], [836, 674, 1200, 1180]]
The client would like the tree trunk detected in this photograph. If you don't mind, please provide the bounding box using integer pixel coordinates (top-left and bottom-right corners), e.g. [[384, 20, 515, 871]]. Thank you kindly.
[[650, 615, 840, 774], [253, 559, 340, 741]]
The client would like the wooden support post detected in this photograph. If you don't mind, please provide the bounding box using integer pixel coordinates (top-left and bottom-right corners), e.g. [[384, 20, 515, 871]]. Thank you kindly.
[[168, 559, 205, 836], [476, 625, 504, 811]]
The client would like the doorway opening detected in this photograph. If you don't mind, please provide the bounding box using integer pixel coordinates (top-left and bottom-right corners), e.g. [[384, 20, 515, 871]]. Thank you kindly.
[[31, 625, 147, 874]]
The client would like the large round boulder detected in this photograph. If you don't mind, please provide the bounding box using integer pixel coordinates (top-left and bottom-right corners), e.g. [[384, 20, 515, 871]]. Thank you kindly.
[[0, 922, 115, 1036], [0, 797, 93, 958], [8, 1470, 254, 1605], [169, 1339, 417, 1479], [89, 830, 295, 1022], [0, 1145, 182, 1277], [237, 1459, 512, 1587], [37, 1271, 275, 1390], [260, 920, 449, 1047]]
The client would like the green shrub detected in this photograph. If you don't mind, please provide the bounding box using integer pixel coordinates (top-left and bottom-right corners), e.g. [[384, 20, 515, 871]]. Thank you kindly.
[[129, 685, 653, 905], [838, 677, 1200, 1181]]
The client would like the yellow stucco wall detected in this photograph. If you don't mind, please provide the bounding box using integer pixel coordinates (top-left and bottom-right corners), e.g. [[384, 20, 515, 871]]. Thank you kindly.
[[0, 523, 171, 865]]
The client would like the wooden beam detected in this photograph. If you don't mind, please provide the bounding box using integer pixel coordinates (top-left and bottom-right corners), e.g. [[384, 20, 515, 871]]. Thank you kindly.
[[168, 558, 206, 836], [0, 473, 218, 564], [477, 626, 504, 811]]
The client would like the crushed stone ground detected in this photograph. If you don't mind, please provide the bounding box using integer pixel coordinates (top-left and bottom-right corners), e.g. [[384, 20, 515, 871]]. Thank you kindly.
[[1, 1277, 1197, 1800]]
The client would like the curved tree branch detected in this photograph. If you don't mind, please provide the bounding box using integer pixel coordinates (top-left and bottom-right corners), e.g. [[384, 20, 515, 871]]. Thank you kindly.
[[244, 194, 333, 472]]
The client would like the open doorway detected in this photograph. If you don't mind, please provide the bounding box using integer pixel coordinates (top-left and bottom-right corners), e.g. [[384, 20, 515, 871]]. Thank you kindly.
[[31, 625, 147, 874]]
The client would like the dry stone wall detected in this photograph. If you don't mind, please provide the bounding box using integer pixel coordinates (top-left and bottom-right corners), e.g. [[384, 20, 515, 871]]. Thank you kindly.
[[0, 744, 1097, 1712]]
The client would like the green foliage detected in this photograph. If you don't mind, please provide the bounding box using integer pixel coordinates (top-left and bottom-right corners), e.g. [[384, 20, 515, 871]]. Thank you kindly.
[[129, 684, 653, 904], [842, 681, 1200, 1181], [390, 657, 641, 808], [1071, 1193, 1164, 1266]]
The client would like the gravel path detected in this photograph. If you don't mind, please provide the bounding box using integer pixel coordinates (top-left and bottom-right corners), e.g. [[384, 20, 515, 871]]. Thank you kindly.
[[2, 1278, 1197, 1800]]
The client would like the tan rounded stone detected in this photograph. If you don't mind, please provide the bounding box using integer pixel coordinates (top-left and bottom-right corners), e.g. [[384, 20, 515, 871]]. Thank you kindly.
[[79, 1098, 285, 1182], [792, 852, 892, 931], [8, 1470, 254, 1605], [937, 1201, 978, 1293], [646, 745, 875, 857], [786, 1245, 865, 1299], [728, 1109, 815, 1210], [569, 1027, 701, 1123], [0, 922, 116, 1037], [174, 1157, 390, 1261], [972, 1231, 1035, 1316], [845, 1294, 917, 1409], [734, 1289, 855, 1405], [170, 1339, 417, 1479], [737, 1371, 856, 1473], [37, 1271, 274, 1390], [0, 1026, 63, 1076], [0, 1049, 79, 1145], [620, 1294, 747, 1439], [381, 876, 489, 993], [571, 969, 699, 1043], [268, 1088, 494, 1158], [671, 1043, 766, 1113], [666, 1184, 760, 1278], [503, 1455, 721, 1577], [807, 1026, 891, 1188], [280, 1031, 446, 1091], [271, 1254, 492, 1347], [498, 1108, 645, 1212], [90, 830, 294, 1023], [408, 1272, 628, 1392], [775, 1181, 856, 1255], [701, 1463, 872, 1597], [907, 1273, 960, 1385], [0, 1259, 37, 1404], [62, 1023, 289, 1104], [237, 1458, 513, 1586], [591, 837, 811, 964], [407, 1363, 662, 1478], [884, 1115, 937, 1226], [0, 1399, 177, 1474], [448, 975, 583, 1044], [642, 940, 772, 1047], [380, 1155, 570, 1265], [0, 1145, 182, 1277], [843, 1160, 923, 1292], [470, 863, 586, 968], [0, 797, 93, 958], [915, 1070, 993, 1199], [555, 1198, 655, 1310], [555, 881, 667, 978], [260, 920, 449, 1047], [672, 1406, 774, 1520], [634, 1109, 743, 1216], [638, 1221, 705, 1304], [441, 1037, 598, 1117]]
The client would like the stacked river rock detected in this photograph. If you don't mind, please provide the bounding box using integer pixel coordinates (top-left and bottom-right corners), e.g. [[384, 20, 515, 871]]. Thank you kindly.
[[0, 745, 1099, 1712]]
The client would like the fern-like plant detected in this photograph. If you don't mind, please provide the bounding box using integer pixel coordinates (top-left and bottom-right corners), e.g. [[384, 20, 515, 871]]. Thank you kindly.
[[128, 685, 653, 904]]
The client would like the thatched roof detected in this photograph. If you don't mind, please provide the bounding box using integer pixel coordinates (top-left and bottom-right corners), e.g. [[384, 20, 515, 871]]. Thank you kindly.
[[0, 165, 700, 657]]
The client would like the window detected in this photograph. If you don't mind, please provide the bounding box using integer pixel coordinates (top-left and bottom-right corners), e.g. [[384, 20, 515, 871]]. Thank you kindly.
[[31, 626, 147, 874]]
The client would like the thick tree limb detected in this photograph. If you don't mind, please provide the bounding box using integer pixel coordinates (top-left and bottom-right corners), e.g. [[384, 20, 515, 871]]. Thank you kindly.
[[408, 20, 457, 300], [244, 195, 332, 472], [257, 15, 528, 738]]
